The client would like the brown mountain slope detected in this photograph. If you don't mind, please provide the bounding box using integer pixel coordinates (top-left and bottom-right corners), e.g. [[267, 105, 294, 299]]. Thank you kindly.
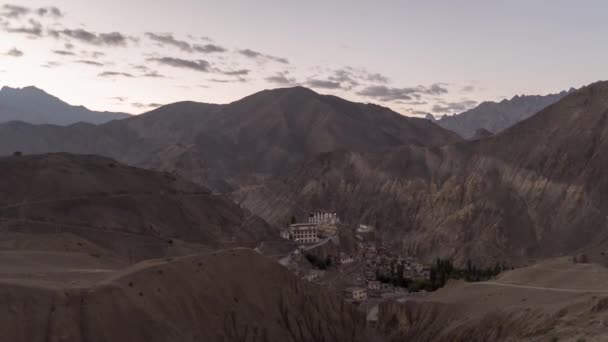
[[235, 81, 608, 265], [0, 86, 461, 191], [0, 248, 374, 342], [378, 258, 608, 341], [0, 153, 275, 260]]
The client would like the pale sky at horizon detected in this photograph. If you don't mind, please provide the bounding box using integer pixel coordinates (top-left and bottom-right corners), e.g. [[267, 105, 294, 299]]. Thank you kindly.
[[1, 0, 606, 116]]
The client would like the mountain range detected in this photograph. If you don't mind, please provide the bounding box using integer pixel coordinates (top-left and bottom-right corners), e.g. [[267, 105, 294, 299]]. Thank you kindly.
[[0, 83, 606, 266], [428, 89, 575, 138], [0, 86, 460, 191], [0, 86, 130, 125]]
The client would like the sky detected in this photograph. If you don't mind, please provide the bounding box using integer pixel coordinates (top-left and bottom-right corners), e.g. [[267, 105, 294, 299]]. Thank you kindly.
[[1, 1, 607, 116]]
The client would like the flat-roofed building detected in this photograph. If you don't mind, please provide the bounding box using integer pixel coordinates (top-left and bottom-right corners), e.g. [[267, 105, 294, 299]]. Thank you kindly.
[[289, 223, 319, 244], [344, 287, 367, 302], [309, 211, 340, 225]]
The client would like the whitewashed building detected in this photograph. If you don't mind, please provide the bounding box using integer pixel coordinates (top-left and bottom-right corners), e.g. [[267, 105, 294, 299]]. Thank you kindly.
[[339, 253, 354, 265], [344, 287, 367, 302], [308, 211, 340, 225], [289, 223, 319, 244]]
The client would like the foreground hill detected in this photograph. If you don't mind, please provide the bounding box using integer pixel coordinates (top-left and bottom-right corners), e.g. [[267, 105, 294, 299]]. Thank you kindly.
[[378, 258, 608, 341], [236, 81, 608, 265], [0, 86, 461, 191], [0, 248, 373, 342], [0, 86, 130, 125], [430, 89, 573, 138], [0, 153, 275, 260]]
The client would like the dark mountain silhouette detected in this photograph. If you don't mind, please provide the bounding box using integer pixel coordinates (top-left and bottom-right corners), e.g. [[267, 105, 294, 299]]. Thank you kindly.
[[0, 86, 460, 191], [0, 86, 130, 125], [430, 89, 575, 138]]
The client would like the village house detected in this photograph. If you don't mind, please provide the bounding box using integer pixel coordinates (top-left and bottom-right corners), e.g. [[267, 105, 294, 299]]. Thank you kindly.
[[338, 253, 355, 265], [289, 223, 319, 244], [280, 229, 290, 240], [309, 211, 340, 225], [367, 280, 381, 291], [344, 287, 367, 302], [303, 270, 324, 282]]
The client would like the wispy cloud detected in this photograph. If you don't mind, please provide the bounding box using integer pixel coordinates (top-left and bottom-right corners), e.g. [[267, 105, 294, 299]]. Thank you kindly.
[[431, 99, 477, 114], [5, 47, 23, 57], [146, 32, 226, 54], [238, 48, 289, 64], [50, 29, 129, 47], [147, 57, 212, 72], [306, 79, 342, 89], [357, 83, 448, 102], [4, 18, 43, 37], [76, 60, 104, 67], [1, 4, 30, 18], [98, 71, 134, 78], [52, 49, 75, 56], [265, 71, 297, 85]]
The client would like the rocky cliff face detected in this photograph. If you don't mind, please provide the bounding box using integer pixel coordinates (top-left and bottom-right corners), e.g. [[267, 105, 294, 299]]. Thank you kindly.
[[235, 82, 608, 266]]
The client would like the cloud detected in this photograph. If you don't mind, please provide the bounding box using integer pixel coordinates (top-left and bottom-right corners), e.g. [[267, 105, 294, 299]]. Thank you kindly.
[[221, 69, 250, 76], [238, 48, 289, 64], [461, 85, 475, 93], [98, 71, 134, 78], [143, 70, 165, 78], [193, 44, 226, 53], [209, 78, 248, 83], [5, 18, 43, 37], [52, 49, 75, 56], [147, 57, 212, 72], [1, 4, 63, 18], [356, 86, 419, 101], [426, 83, 448, 95], [41, 61, 60, 68], [146, 33, 226, 54], [76, 60, 104, 67], [1, 4, 30, 18], [36, 6, 63, 18], [431, 100, 478, 114], [50, 29, 129, 46], [6, 47, 23, 57], [357, 83, 449, 101], [132, 102, 163, 109], [146, 32, 191, 52], [306, 79, 342, 89], [265, 71, 297, 85], [303, 67, 390, 91], [132, 64, 165, 77]]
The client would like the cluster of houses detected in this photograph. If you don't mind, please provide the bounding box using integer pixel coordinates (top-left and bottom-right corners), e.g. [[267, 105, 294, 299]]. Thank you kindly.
[[279, 210, 432, 304], [280, 211, 340, 244]]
